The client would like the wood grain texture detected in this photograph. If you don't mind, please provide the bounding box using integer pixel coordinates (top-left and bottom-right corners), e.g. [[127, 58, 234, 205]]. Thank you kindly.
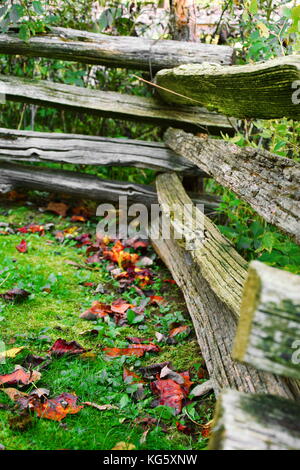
[[0, 128, 204, 175], [150, 215, 297, 400], [209, 389, 300, 450], [0, 75, 234, 134], [0, 162, 219, 212], [233, 261, 300, 380], [164, 128, 300, 244], [0, 27, 235, 71], [155, 55, 300, 119], [156, 172, 247, 318]]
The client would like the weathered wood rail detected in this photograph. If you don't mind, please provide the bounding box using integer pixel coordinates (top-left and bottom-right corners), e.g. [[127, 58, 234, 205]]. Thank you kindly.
[[155, 55, 300, 119], [156, 172, 247, 318], [1, 24, 300, 451], [0, 75, 234, 134], [150, 214, 296, 400], [0, 128, 204, 175], [233, 261, 300, 380], [209, 390, 300, 450], [164, 128, 300, 244], [0, 162, 219, 212], [0, 27, 235, 71]]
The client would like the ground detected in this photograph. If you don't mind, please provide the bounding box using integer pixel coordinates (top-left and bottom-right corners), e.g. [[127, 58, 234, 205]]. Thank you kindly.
[[0, 196, 214, 450]]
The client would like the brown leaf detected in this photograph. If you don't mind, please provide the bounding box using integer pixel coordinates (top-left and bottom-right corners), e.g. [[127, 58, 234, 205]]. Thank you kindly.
[[46, 202, 68, 217], [80, 301, 111, 320], [0, 288, 30, 302], [169, 325, 190, 338], [82, 402, 118, 411]]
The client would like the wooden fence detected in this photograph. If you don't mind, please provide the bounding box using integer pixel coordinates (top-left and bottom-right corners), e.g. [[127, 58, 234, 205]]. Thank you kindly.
[[0, 27, 299, 450]]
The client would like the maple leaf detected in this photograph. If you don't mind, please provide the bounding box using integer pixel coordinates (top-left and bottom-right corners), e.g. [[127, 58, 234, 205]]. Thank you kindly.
[[169, 325, 190, 338]]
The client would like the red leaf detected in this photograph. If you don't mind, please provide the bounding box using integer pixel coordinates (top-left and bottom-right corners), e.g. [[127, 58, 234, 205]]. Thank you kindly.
[[176, 422, 193, 435], [16, 239, 27, 253], [149, 296, 167, 306], [71, 215, 86, 222], [103, 343, 159, 358], [164, 279, 176, 285], [0, 366, 41, 387], [48, 338, 86, 357], [180, 371, 193, 395], [150, 379, 185, 414]]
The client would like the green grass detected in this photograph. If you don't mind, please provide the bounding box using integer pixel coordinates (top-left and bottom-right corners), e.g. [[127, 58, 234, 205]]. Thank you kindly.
[[0, 201, 214, 450]]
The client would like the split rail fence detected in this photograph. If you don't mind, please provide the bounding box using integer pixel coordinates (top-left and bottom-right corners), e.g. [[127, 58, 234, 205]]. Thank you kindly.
[[0, 27, 299, 450]]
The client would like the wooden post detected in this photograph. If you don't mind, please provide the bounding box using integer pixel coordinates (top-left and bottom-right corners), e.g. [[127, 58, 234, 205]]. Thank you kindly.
[[209, 389, 300, 450], [232, 261, 300, 380]]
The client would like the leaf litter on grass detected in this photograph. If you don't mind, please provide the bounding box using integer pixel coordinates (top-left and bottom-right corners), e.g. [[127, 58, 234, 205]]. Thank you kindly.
[[0, 200, 214, 449]]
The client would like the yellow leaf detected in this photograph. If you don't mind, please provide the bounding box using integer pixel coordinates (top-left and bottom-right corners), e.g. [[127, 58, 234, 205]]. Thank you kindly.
[[111, 441, 136, 450], [257, 22, 269, 38], [0, 346, 25, 360]]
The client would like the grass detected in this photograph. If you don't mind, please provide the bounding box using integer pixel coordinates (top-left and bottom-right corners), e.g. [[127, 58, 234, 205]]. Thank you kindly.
[[0, 199, 214, 450]]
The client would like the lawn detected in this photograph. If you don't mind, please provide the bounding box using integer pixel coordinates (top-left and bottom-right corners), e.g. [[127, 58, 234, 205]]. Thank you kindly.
[[0, 198, 214, 450]]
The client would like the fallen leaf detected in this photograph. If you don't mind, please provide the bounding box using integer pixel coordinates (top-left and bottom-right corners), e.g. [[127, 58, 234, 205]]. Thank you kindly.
[[111, 299, 133, 315], [103, 343, 159, 358], [16, 239, 27, 253], [160, 365, 184, 385], [33, 393, 83, 421], [149, 296, 167, 306], [150, 379, 185, 415], [0, 288, 30, 302], [176, 421, 193, 435], [46, 202, 68, 217], [80, 301, 111, 320], [164, 279, 176, 285], [0, 366, 41, 387], [111, 442, 136, 450], [71, 215, 86, 222], [0, 346, 25, 361], [2, 388, 28, 402], [139, 362, 171, 379], [82, 402, 118, 411], [169, 325, 190, 338], [48, 338, 87, 357]]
